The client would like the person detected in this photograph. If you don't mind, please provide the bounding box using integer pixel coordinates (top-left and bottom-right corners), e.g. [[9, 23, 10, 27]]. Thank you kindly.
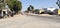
[[11, 10, 14, 17]]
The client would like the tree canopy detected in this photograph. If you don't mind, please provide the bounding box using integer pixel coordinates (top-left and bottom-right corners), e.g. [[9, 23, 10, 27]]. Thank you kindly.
[[27, 5, 34, 13], [6, 0, 22, 13], [0, 0, 4, 9]]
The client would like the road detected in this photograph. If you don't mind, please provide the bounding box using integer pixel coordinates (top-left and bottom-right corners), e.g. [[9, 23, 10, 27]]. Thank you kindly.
[[0, 14, 60, 28]]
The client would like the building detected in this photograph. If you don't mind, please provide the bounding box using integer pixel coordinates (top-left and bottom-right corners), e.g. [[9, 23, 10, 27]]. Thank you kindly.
[[47, 7, 56, 12], [53, 9, 58, 15], [39, 8, 47, 14], [47, 7, 58, 15], [39, 7, 58, 15], [34, 9, 39, 14]]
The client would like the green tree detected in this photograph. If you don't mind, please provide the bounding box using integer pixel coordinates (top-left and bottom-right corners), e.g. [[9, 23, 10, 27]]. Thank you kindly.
[[6, 0, 22, 14], [0, 0, 4, 9], [0, 3, 3, 8], [27, 5, 34, 13]]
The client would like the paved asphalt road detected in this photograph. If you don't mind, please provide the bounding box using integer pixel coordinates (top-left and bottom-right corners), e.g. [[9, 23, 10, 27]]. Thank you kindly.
[[0, 14, 60, 28]]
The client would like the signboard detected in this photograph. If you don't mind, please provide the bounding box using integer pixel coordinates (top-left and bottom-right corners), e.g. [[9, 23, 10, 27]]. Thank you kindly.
[[58, 9, 60, 14]]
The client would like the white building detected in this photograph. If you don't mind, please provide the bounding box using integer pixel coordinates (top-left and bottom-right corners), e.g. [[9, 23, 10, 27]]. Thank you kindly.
[[39, 8, 47, 14], [47, 7, 56, 12], [47, 7, 58, 15]]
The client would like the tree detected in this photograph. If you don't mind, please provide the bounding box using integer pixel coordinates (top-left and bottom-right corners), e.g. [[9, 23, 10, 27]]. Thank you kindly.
[[0, 3, 4, 8], [27, 5, 34, 13], [0, 0, 4, 9], [6, 0, 22, 14]]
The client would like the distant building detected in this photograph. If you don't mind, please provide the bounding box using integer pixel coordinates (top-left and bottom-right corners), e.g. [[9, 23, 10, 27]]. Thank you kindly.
[[53, 8, 58, 15], [39, 7, 58, 15], [47, 7, 56, 12], [47, 7, 58, 15], [39, 8, 47, 14], [34, 9, 39, 14], [34, 7, 58, 15]]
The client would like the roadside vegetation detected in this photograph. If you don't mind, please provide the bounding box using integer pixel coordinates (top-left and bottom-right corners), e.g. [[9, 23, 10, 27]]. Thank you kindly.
[[6, 0, 22, 14]]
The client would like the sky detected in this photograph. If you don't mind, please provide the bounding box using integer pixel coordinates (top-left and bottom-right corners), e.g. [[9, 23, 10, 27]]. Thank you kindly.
[[19, 0, 58, 11]]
